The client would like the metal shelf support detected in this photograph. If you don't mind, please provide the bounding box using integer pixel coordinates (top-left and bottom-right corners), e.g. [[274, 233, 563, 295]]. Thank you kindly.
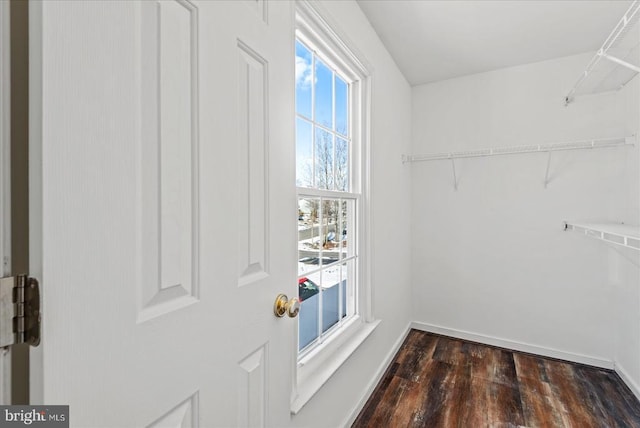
[[544, 151, 552, 189], [601, 52, 640, 74], [451, 159, 458, 191]]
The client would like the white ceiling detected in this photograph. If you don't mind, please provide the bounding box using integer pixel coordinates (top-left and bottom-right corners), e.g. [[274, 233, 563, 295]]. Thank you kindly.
[[357, 0, 634, 86]]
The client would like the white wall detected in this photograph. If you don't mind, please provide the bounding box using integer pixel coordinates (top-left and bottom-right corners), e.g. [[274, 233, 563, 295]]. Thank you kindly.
[[290, 1, 413, 426], [411, 53, 638, 368], [614, 74, 640, 398]]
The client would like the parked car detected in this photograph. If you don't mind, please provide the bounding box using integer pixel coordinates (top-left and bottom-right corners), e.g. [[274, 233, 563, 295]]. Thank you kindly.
[[298, 277, 319, 301]]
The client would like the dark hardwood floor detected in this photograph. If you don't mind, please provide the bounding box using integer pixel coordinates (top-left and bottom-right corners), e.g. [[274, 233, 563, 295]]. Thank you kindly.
[[353, 329, 640, 428]]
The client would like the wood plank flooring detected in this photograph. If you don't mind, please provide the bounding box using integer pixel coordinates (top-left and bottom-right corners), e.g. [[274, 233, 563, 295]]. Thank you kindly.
[[353, 330, 640, 428]]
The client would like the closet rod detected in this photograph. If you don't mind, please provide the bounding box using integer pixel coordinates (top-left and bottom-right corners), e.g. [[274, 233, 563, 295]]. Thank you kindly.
[[402, 136, 635, 163]]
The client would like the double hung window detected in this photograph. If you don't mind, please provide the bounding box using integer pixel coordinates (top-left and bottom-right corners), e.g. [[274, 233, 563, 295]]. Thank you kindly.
[[291, 4, 375, 413], [295, 36, 360, 357]]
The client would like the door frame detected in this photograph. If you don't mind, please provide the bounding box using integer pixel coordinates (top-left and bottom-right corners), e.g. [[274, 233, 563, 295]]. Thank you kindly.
[[0, 0, 11, 405], [27, 0, 43, 405], [0, 0, 11, 278]]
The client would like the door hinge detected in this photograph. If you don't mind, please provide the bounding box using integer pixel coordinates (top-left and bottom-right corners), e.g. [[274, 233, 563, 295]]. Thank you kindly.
[[0, 275, 40, 348]]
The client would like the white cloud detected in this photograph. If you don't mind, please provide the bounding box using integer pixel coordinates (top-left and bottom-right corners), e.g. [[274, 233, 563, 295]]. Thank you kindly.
[[295, 55, 313, 88]]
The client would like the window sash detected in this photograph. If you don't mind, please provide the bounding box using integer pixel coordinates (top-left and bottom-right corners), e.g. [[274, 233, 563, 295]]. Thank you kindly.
[[296, 37, 352, 192], [297, 191, 358, 356], [296, 187, 359, 200]]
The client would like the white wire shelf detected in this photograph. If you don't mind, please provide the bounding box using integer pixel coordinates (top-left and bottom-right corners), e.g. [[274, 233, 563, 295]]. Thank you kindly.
[[565, 0, 640, 105], [402, 136, 635, 163], [564, 221, 640, 251]]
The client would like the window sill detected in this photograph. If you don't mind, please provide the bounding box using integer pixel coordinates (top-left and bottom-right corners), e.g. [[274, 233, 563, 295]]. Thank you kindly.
[[290, 317, 380, 414]]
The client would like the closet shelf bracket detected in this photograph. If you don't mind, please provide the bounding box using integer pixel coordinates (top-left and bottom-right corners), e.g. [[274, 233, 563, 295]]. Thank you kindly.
[[451, 159, 458, 191], [601, 52, 640, 74], [543, 151, 552, 189]]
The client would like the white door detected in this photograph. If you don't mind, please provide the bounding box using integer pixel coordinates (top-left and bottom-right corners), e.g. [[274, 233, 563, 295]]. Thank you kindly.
[[29, 1, 297, 426]]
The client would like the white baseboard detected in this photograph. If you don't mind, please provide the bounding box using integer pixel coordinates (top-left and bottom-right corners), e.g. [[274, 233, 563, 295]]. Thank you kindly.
[[615, 362, 640, 402], [341, 322, 412, 428], [411, 321, 614, 370]]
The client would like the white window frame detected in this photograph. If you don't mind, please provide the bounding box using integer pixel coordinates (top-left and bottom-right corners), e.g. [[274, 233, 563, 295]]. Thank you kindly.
[[291, 0, 378, 414], [295, 39, 358, 358]]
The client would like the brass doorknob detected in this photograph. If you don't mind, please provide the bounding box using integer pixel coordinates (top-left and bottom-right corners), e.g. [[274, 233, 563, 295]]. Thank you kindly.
[[273, 294, 300, 318]]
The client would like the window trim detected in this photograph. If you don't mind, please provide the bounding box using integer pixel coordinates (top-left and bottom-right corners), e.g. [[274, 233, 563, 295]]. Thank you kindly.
[[291, 0, 375, 414]]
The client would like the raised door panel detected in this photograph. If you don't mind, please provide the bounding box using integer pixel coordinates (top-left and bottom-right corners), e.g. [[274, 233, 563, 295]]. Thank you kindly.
[[237, 41, 269, 287], [138, 0, 200, 322], [237, 345, 267, 427], [148, 393, 199, 428]]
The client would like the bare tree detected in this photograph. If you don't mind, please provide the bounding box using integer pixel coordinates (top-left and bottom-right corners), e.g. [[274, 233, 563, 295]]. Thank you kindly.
[[299, 131, 348, 249]]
